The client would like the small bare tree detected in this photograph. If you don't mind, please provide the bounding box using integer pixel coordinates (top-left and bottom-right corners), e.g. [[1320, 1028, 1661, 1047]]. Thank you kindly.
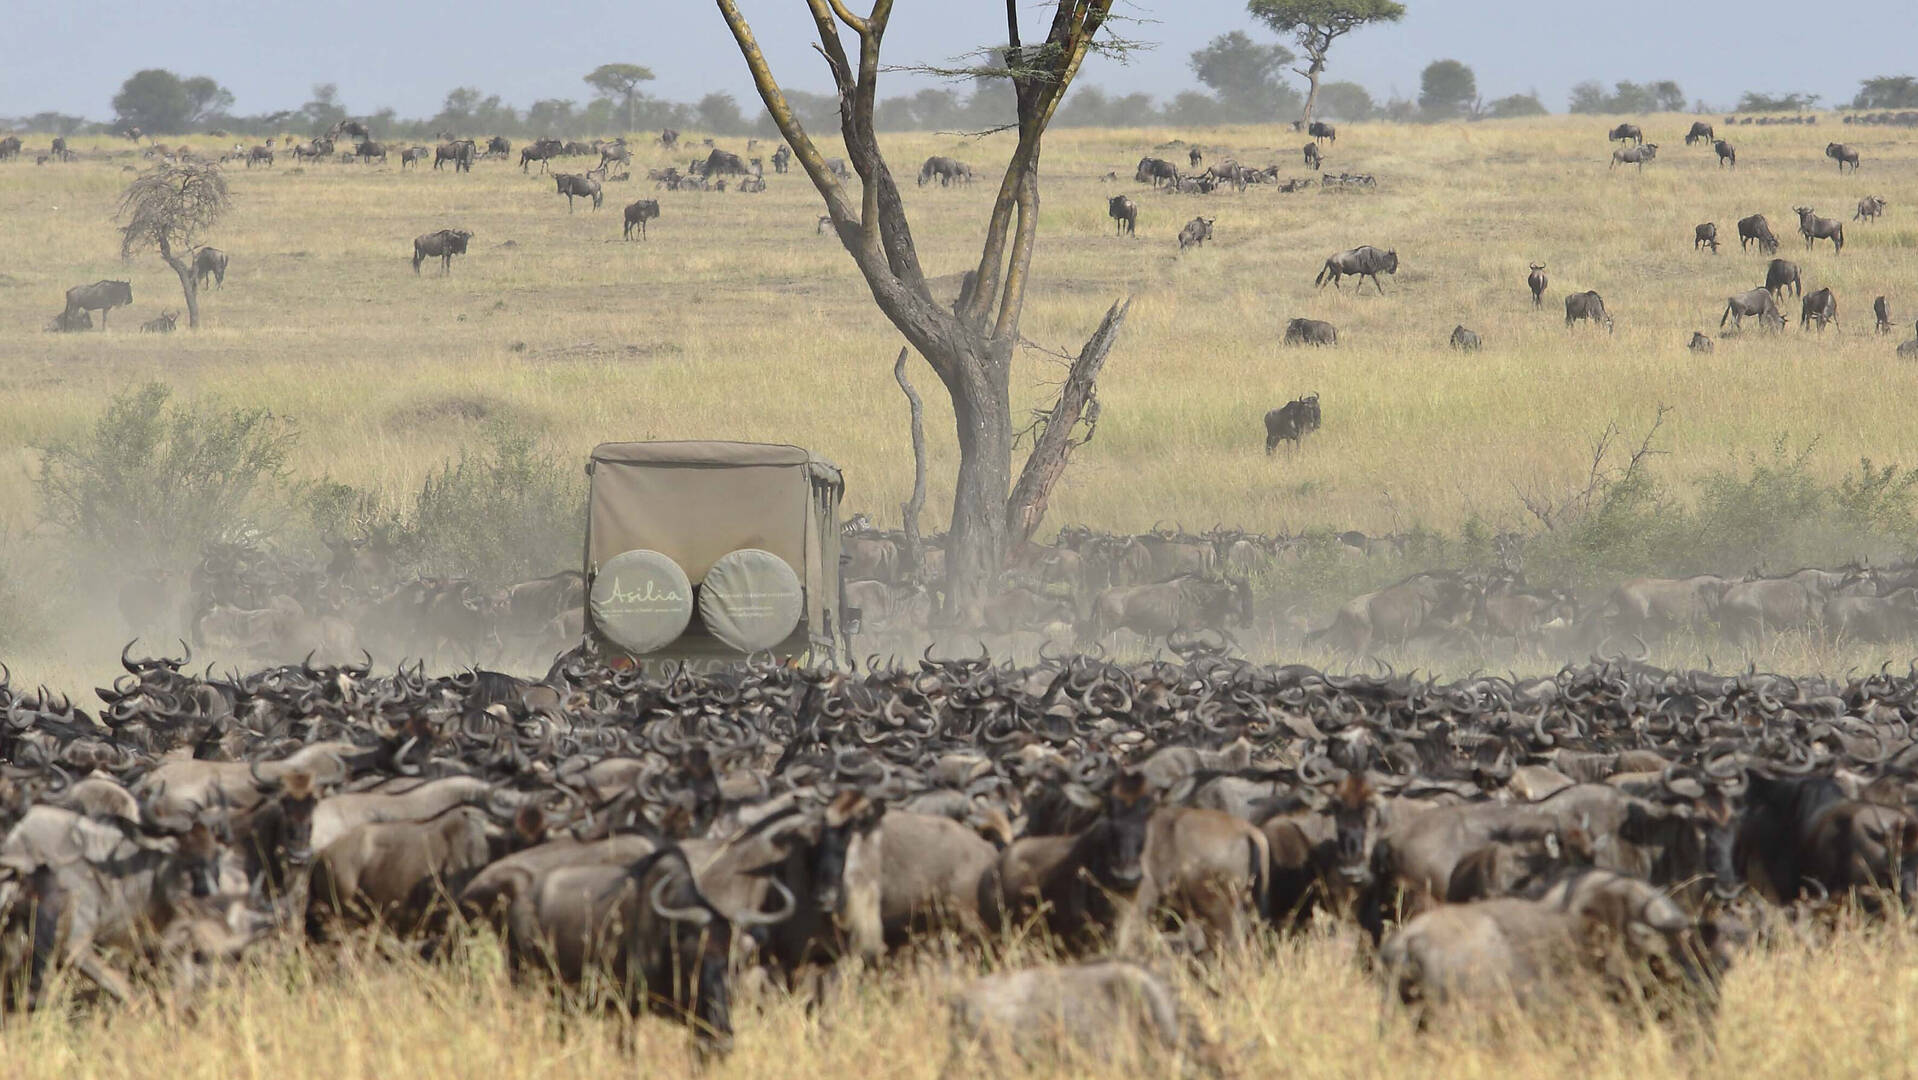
[[118, 160, 229, 330], [716, 0, 1128, 620]]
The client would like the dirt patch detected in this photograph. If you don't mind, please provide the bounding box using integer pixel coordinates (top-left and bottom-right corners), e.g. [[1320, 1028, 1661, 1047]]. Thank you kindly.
[[387, 392, 517, 427]]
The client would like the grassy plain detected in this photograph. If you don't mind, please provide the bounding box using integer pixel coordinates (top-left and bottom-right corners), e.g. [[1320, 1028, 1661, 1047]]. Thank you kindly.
[[4, 117, 1918, 1076]]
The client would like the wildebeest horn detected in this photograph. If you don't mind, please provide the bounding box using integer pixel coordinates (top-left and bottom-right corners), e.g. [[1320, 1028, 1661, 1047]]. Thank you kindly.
[[648, 865, 712, 927], [121, 640, 141, 674], [732, 877, 797, 927]]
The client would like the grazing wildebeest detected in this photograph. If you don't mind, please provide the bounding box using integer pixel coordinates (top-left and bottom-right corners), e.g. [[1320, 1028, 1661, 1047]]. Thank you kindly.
[[1801, 287, 1837, 331], [1855, 195, 1887, 222], [1264, 393, 1321, 453], [1564, 290, 1612, 331], [1738, 213, 1779, 254], [623, 199, 660, 240], [1876, 296, 1892, 333], [701, 148, 752, 176], [1608, 123, 1644, 145], [412, 229, 472, 275], [1826, 142, 1860, 171], [1134, 157, 1178, 187], [554, 172, 603, 212], [1721, 287, 1785, 331], [1177, 217, 1213, 250], [1689, 331, 1714, 353], [434, 139, 475, 172], [47, 308, 91, 332], [1527, 263, 1547, 307], [519, 138, 563, 172], [1685, 121, 1715, 146], [487, 135, 510, 157], [1308, 120, 1337, 144], [1714, 139, 1736, 167], [192, 246, 228, 289], [1303, 143, 1321, 170], [917, 155, 972, 186], [1107, 195, 1137, 237], [1794, 206, 1844, 254], [1900, 328, 1918, 359], [1694, 222, 1719, 253], [1449, 325, 1480, 350], [355, 140, 386, 164], [1764, 258, 1802, 299], [1284, 317, 1337, 346], [63, 280, 132, 329], [1315, 246, 1398, 293], [139, 310, 179, 333], [1610, 143, 1658, 170]]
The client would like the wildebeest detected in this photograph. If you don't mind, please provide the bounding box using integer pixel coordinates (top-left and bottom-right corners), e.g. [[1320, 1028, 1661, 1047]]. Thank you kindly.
[[1901, 331, 1918, 359], [246, 145, 273, 168], [1714, 139, 1736, 168], [1723, 288, 1785, 331], [1084, 576, 1251, 648], [1737, 773, 1918, 908], [398, 146, 427, 169], [1307, 571, 1475, 654], [412, 229, 472, 275], [984, 772, 1159, 951], [1564, 290, 1612, 331], [519, 138, 563, 172], [1694, 222, 1719, 253], [1875, 296, 1892, 333], [328, 119, 370, 142], [1764, 258, 1801, 299], [1824, 587, 1918, 642], [487, 135, 510, 157], [553, 172, 603, 212], [1826, 142, 1860, 171], [623, 199, 660, 240], [434, 139, 475, 172], [1308, 120, 1337, 144], [1315, 246, 1398, 293], [0, 135, 20, 160], [1449, 325, 1480, 350], [1608, 123, 1644, 145], [1134, 157, 1178, 187], [192, 246, 228, 289], [1283, 317, 1337, 346], [1855, 195, 1887, 222], [701, 148, 753, 177], [1264, 393, 1321, 453], [139, 310, 179, 333], [917, 155, 972, 186], [1801, 287, 1837, 331], [354, 140, 386, 164], [1688, 331, 1714, 353], [1609, 143, 1658, 170], [1107, 195, 1137, 237], [1303, 143, 1321, 170], [1605, 574, 1732, 637], [659, 128, 680, 149], [1177, 217, 1213, 250], [62, 280, 133, 330], [770, 144, 790, 174], [47, 308, 91, 332], [1527, 263, 1547, 307], [1685, 121, 1715, 146], [1794, 206, 1844, 254], [1738, 213, 1778, 253]]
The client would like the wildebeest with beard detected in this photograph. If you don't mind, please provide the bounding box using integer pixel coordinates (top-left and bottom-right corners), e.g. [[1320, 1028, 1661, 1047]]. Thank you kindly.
[[1794, 206, 1844, 254], [1801, 287, 1837, 331], [1685, 121, 1715, 145], [1264, 393, 1321, 453], [1107, 195, 1137, 236], [412, 229, 472, 275], [1826, 142, 1860, 172], [192, 247, 228, 289], [62, 280, 133, 329], [1314, 245, 1398, 293], [1739, 213, 1778, 253], [1721, 288, 1785, 331], [623, 199, 660, 240], [1564, 290, 1613, 331], [1608, 122, 1644, 144]]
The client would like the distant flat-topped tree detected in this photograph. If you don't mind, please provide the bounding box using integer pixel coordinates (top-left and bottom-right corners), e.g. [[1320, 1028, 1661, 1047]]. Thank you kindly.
[[1248, 0, 1405, 127]]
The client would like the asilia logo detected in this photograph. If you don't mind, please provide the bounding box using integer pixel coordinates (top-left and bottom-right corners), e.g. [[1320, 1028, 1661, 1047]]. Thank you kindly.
[[605, 575, 684, 606]]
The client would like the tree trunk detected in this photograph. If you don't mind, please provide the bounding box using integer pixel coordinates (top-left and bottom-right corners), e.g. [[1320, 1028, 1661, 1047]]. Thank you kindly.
[[1005, 298, 1128, 552], [937, 338, 1013, 622], [893, 348, 927, 575], [157, 239, 199, 329], [1300, 57, 1325, 127]]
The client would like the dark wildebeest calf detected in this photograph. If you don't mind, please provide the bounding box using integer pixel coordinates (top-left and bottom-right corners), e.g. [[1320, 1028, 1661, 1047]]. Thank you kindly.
[[412, 229, 472, 275], [1315, 246, 1398, 293], [1721, 288, 1785, 331], [1876, 296, 1892, 334], [1177, 217, 1213, 250], [1108, 196, 1137, 237], [63, 280, 133, 330], [1694, 223, 1719, 253], [1689, 331, 1714, 353], [1801, 287, 1837, 331], [1794, 206, 1844, 254], [1826, 142, 1860, 172], [1565, 290, 1613, 331], [1264, 393, 1321, 453], [1738, 214, 1778, 254], [1714, 139, 1736, 168], [1608, 122, 1644, 145], [1765, 258, 1802, 299], [1527, 263, 1547, 307], [1283, 318, 1337, 346], [623, 199, 660, 240], [192, 247, 228, 289]]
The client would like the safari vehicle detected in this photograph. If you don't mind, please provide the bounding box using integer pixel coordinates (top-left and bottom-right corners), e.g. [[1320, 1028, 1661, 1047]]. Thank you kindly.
[[583, 441, 847, 668]]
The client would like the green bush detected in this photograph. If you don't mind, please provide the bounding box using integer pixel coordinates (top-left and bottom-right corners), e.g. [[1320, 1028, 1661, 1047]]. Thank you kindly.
[[401, 425, 584, 586]]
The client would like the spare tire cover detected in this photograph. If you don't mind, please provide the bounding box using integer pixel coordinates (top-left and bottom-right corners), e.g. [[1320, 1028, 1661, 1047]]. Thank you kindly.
[[591, 549, 693, 654], [699, 548, 804, 653]]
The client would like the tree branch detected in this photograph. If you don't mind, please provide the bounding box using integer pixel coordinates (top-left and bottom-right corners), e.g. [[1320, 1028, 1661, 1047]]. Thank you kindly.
[[894, 348, 928, 571], [1005, 296, 1129, 550]]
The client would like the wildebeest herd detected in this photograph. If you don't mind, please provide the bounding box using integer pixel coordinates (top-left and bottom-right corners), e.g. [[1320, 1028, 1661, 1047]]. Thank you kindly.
[[3, 637, 1917, 1063]]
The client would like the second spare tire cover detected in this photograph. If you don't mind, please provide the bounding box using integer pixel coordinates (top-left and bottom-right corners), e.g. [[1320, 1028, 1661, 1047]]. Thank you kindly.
[[590, 549, 693, 654], [699, 548, 804, 653]]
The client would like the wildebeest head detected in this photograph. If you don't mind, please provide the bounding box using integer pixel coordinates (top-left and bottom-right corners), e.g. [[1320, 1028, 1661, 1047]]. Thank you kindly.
[[805, 789, 886, 919], [1323, 771, 1383, 883], [1093, 772, 1156, 892]]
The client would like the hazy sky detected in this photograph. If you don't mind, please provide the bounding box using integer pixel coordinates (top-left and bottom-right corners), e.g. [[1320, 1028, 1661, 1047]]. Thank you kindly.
[[2, 0, 1902, 121]]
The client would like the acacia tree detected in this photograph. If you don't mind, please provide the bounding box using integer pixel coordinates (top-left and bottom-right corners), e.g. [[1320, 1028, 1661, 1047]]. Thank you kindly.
[[1248, 0, 1405, 126], [715, 0, 1128, 617], [584, 63, 656, 134], [119, 160, 229, 330]]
